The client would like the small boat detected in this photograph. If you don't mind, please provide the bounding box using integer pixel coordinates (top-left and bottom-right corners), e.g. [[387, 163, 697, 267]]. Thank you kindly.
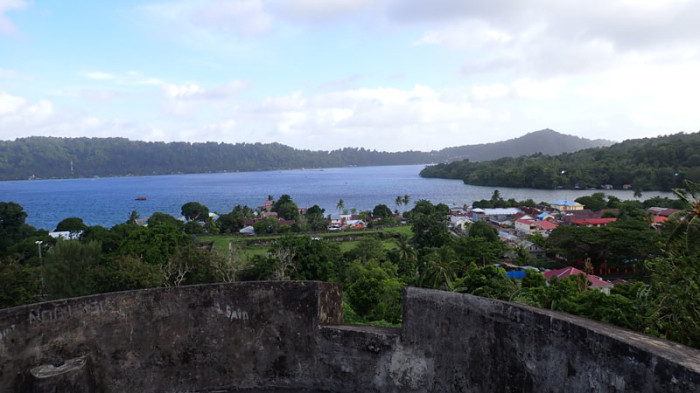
[[135, 196, 147, 201]]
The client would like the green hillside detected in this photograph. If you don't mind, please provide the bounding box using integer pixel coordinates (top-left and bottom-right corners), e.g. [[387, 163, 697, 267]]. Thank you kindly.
[[420, 132, 700, 191], [0, 130, 609, 180]]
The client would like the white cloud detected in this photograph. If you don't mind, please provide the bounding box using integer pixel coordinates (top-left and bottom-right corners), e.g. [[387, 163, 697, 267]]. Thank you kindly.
[[84, 72, 116, 80], [163, 83, 206, 99], [414, 20, 513, 49], [0, 67, 19, 79], [141, 0, 273, 39], [0, 90, 24, 114], [469, 84, 509, 101], [513, 77, 566, 100], [242, 85, 489, 150], [0, 0, 28, 35], [272, 0, 376, 23], [189, 0, 271, 34]]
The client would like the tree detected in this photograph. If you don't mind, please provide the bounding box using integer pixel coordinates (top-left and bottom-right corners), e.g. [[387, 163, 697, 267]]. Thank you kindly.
[[127, 210, 140, 225], [305, 205, 328, 231], [336, 199, 345, 215], [667, 180, 700, 255], [147, 212, 183, 229], [181, 202, 209, 222], [44, 240, 102, 299], [344, 259, 402, 323], [209, 241, 249, 283], [395, 196, 403, 212], [402, 194, 411, 208], [218, 205, 252, 233], [93, 254, 163, 292], [453, 264, 517, 300], [645, 255, 700, 347], [0, 202, 30, 254], [273, 194, 300, 220], [253, 216, 281, 234], [372, 204, 393, 220], [468, 220, 498, 242], [407, 200, 451, 250], [118, 224, 190, 265], [55, 217, 87, 233], [346, 236, 385, 264], [0, 256, 39, 308], [575, 193, 608, 212], [395, 234, 417, 281], [184, 221, 205, 235], [419, 246, 459, 290]]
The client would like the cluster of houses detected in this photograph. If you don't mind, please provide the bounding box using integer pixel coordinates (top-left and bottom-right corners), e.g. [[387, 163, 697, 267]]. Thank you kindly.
[[447, 199, 680, 293], [237, 200, 372, 234]]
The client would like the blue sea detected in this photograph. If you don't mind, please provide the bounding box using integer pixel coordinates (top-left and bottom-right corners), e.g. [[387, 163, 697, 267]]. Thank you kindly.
[[0, 165, 672, 230]]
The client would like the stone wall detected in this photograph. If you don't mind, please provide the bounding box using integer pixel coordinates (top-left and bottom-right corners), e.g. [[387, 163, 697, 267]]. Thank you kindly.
[[401, 287, 700, 393], [1, 282, 698, 392]]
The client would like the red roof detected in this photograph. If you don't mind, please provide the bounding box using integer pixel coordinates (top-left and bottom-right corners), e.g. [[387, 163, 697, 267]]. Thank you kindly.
[[536, 221, 558, 231], [571, 218, 617, 226], [653, 216, 668, 224], [543, 267, 612, 288]]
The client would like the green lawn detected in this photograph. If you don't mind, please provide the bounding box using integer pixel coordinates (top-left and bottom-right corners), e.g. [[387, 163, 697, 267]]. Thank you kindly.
[[199, 225, 413, 257]]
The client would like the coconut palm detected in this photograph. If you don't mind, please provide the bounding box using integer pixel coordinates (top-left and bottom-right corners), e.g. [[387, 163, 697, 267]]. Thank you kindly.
[[403, 194, 411, 208], [667, 180, 700, 255], [395, 196, 403, 212], [336, 199, 345, 214]]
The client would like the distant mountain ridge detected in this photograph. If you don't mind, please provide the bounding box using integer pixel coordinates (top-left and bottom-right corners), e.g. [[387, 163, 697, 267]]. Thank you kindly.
[[420, 132, 700, 191], [436, 129, 612, 162], [0, 130, 611, 180]]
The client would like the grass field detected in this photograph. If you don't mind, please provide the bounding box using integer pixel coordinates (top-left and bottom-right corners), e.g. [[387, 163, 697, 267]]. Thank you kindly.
[[199, 225, 413, 257]]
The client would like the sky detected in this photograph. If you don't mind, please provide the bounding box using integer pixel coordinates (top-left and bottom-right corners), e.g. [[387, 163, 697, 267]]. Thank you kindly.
[[1, 0, 699, 152]]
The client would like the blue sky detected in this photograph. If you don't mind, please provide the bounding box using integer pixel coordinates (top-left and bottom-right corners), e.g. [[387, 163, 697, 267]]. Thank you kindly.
[[2, 0, 700, 151]]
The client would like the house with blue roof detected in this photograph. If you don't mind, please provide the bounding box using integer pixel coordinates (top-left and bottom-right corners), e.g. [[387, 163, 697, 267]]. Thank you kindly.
[[550, 200, 584, 212]]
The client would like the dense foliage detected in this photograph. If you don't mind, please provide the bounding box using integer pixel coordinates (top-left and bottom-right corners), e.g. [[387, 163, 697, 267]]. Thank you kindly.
[[1, 184, 698, 348], [421, 132, 700, 191], [0, 129, 607, 180]]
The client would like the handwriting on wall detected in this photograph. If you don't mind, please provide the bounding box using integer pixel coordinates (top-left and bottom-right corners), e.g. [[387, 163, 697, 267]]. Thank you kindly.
[[28, 299, 106, 325], [214, 303, 249, 322], [1, 324, 16, 342]]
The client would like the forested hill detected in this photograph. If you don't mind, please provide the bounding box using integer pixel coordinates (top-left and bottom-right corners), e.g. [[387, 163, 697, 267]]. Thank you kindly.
[[0, 130, 608, 180], [436, 128, 611, 162], [420, 132, 700, 191]]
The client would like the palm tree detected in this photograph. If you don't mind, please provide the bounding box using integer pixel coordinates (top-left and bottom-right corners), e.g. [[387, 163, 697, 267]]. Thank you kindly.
[[668, 180, 700, 254], [396, 235, 417, 264], [336, 199, 345, 215], [395, 196, 403, 212], [403, 194, 411, 208]]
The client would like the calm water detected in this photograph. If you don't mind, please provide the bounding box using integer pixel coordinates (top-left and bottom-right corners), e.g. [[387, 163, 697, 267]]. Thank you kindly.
[[0, 165, 672, 230]]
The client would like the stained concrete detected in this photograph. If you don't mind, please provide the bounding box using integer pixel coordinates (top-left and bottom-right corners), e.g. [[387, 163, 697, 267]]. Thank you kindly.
[[1, 282, 698, 392]]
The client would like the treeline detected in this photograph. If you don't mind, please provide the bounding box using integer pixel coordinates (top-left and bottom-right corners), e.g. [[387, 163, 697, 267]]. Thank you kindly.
[[0, 129, 607, 180], [0, 137, 430, 180], [420, 132, 700, 191]]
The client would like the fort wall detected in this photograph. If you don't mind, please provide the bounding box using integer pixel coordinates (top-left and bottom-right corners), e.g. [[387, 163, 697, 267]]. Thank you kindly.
[[0, 282, 698, 392]]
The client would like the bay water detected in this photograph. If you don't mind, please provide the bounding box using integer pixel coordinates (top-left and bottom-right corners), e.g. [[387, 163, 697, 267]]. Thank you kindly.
[[0, 165, 671, 230]]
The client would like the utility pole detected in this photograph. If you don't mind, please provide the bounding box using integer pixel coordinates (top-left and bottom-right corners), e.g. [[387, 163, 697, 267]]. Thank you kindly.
[[36, 240, 44, 300]]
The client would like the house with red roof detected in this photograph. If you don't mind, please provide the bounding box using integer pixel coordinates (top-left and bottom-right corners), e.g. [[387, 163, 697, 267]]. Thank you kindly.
[[571, 218, 617, 227], [515, 218, 558, 236], [543, 266, 613, 294], [647, 207, 680, 218]]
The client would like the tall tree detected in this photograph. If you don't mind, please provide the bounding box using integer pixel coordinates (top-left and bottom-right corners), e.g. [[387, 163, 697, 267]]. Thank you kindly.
[[336, 199, 345, 215], [181, 201, 209, 222]]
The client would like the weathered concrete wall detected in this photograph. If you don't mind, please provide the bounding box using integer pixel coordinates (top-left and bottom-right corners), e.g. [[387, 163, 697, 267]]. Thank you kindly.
[[1, 283, 699, 392], [402, 287, 700, 393], [0, 281, 342, 392]]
